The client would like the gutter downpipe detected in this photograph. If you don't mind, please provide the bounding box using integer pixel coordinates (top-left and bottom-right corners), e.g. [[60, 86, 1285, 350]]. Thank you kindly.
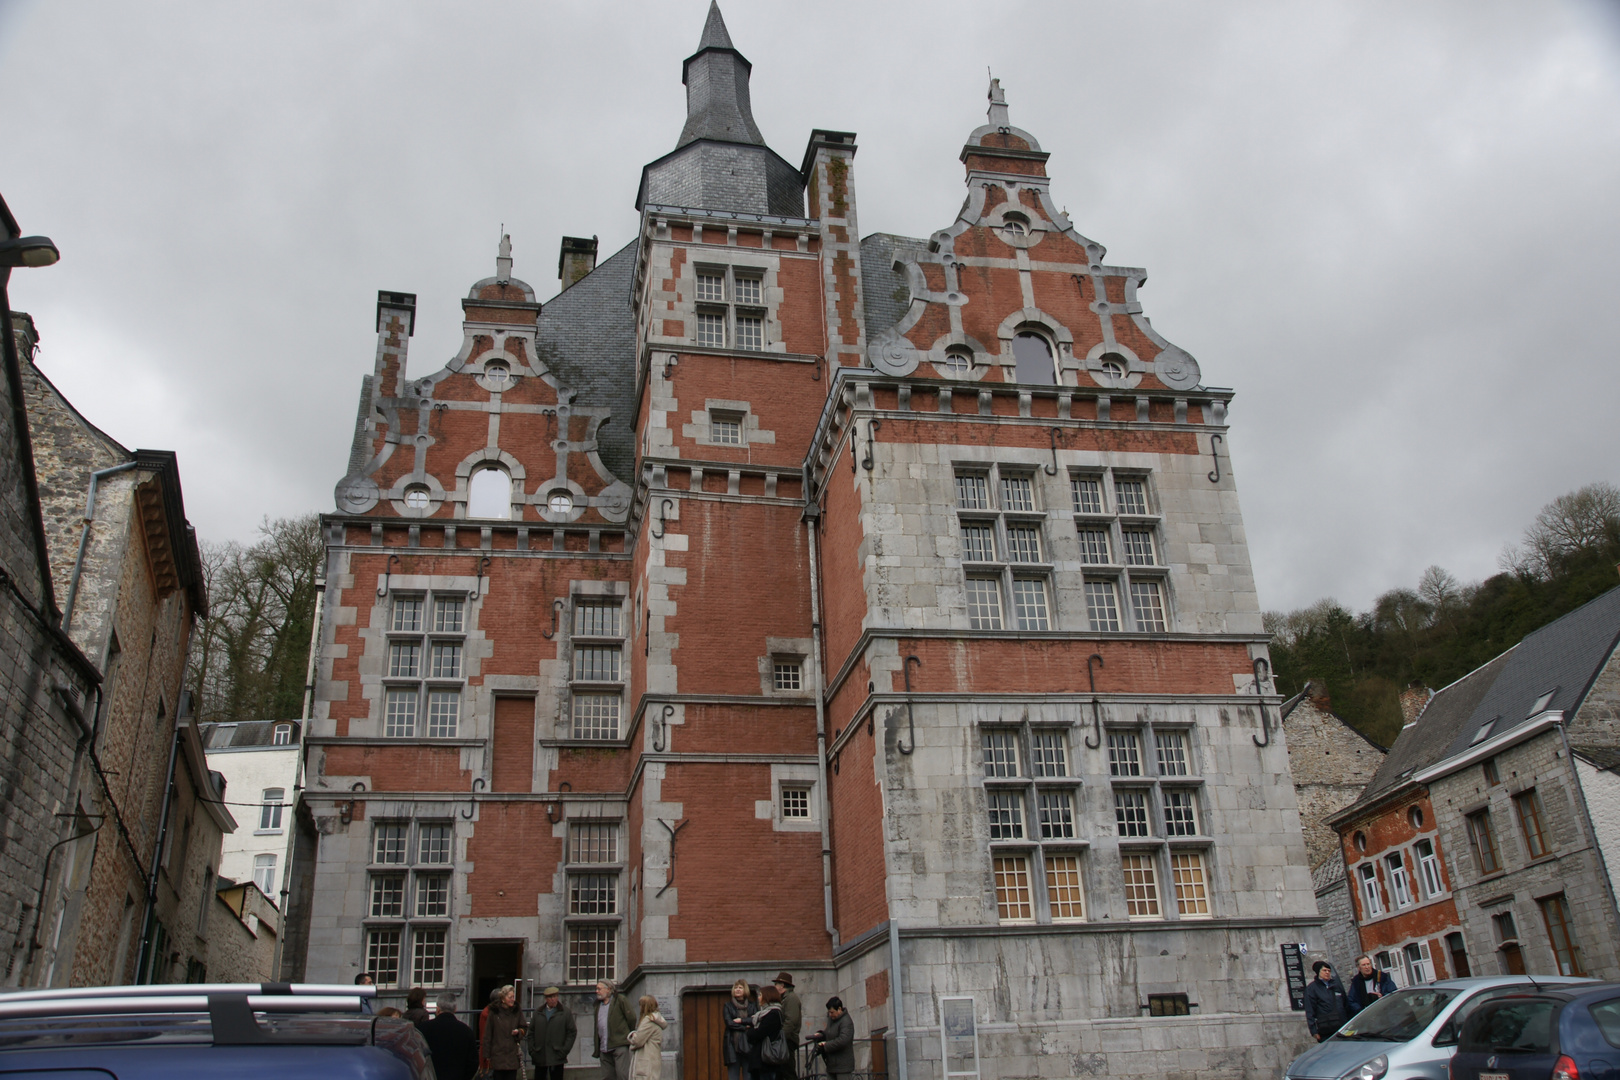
[[804, 508, 836, 947], [273, 576, 324, 979], [134, 722, 183, 984], [60, 461, 141, 635], [888, 918, 909, 1080]]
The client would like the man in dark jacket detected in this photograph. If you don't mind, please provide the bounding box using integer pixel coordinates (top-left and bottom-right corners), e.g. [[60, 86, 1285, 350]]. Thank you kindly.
[[774, 972, 802, 1080], [809, 996, 855, 1080], [421, 997, 480, 1080], [1304, 961, 1351, 1042], [593, 979, 637, 1080], [1347, 955, 1399, 1015], [528, 985, 578, 1080]]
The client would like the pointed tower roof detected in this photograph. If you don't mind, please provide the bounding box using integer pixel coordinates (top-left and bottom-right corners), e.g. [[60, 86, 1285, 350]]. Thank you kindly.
[[676, 1, 764, 150]]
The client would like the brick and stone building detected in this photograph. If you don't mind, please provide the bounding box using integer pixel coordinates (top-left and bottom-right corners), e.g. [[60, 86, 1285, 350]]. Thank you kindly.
[[4, 298, 211, 988], [298, 7, 1326, 1076]]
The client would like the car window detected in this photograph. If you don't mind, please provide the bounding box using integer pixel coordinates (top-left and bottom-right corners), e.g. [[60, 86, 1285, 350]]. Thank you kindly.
[[1590, 999, 1620, 1050], [1434, 986, 1537, 1046], [1458, 999, 1558, 1054], [1339, 988, 1458, 1042]]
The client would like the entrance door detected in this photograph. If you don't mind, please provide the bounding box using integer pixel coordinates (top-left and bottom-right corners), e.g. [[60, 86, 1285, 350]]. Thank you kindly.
[[471, 941, 524, 1015], [682, 990, 730, 1080]]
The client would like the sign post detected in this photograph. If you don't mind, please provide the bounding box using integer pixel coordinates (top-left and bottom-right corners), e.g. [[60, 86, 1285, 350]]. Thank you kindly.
[[1281, 943, 1308, 1011]]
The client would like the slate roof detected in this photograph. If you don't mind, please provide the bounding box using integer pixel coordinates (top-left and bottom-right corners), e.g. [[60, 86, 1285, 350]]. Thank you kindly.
[[203, 719, 302, 750], [1438, 585, 1620, 759], [536, 240, 639, 485], [860, 233, 928, 340], [676, 3, 764, 151]]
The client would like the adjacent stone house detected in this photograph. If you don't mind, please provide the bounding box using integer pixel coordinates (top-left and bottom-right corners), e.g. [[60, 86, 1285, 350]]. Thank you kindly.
[[1415, 586, 1620, 980], [297, 7, 1325, 1078], [206, 879, 280, 982]]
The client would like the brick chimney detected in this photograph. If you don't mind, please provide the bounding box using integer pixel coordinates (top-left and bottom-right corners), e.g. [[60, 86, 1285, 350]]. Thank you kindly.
[[1304, 680, 1331, 709], [558, 236, 598, 291], [1400, 682, 1432, 728]]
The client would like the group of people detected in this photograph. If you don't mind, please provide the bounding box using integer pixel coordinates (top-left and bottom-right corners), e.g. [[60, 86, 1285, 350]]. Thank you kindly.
[[722, 972, 854, 1080], [349, 968, 856, 1080], [1303, 955, 1401, 1042]]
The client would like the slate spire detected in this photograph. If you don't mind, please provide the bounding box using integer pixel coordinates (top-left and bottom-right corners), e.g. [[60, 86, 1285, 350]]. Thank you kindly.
[[676, 2, 764, 149]]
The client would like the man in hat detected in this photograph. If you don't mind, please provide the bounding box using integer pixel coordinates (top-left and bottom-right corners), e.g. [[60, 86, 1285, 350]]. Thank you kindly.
[[1304, 961, 1351, 1043], [773, 972, 802, 1080], [528, 985, 578, 1080]]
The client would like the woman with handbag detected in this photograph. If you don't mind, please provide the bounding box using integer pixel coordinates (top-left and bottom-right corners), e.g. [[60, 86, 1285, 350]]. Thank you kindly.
[[480, 984, 528, 1080], [747, 985, 786, 1080], [628, 995, 668, 1080], [722, 980, 755, 1080]]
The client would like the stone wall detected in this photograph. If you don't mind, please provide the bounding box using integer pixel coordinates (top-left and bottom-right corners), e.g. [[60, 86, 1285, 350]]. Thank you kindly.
[[1283, 689, 1385, 871]]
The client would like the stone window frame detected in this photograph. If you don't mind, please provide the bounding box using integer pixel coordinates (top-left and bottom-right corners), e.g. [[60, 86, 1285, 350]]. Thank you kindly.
[[953, 463, 1056, 632], [382, 591, 468, 740], [1105, 713, 1211, 921], [690, 262, 770, 353], [1068, 469, 1172, 633], [567, 594, 626, 741], [562, 818, 622, 983], [1512, 787, 1552, 860], [363, 818, 455, 990], [1538, 892, 1586, 977], [771, 657, 804, 693], [979, 721, 1088, 925]]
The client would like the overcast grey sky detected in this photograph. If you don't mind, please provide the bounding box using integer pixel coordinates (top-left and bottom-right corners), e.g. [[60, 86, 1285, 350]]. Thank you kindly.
[[3, 0, 1618, 614]]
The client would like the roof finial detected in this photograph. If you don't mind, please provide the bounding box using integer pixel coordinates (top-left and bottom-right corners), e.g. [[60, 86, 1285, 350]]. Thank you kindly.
[[496, 231, 513, 282], [696, 0, 735, 52], [987, 75, 1009, 129]]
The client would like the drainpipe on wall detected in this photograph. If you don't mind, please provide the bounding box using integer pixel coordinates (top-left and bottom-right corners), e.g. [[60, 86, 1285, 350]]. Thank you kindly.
[[888, 918, 909, 1080], [803, 507, 836, 946], [60, 461, 141, 634]]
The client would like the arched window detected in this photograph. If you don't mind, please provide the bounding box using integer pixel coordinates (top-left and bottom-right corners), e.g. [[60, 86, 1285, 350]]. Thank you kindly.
[[466, 468, 510, 519], [1012, 332, 1056, 386], [272, 723, 292, 746]]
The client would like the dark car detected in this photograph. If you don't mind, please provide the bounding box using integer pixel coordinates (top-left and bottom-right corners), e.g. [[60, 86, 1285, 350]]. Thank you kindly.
[[1450, 982, 1620, 1080], [0, 982, 434, 1079]]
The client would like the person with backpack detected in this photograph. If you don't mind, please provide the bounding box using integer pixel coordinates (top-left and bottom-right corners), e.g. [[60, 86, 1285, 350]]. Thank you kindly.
[[747, 984, 787, 1080]]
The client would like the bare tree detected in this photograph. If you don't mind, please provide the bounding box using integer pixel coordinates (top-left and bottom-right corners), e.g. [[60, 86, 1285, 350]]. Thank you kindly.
[[1501, 481, 1620, 578]]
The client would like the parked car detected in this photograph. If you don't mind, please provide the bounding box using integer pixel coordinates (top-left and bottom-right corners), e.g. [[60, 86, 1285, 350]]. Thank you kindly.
[[1283, 977, 1595, 1080], [1449, 982, 1620, 1080], [0, 982, 432, 1079]]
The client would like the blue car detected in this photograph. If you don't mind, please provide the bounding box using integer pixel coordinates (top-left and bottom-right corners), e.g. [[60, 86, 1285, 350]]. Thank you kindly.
[[0, 982, 433, 1079], [1450, 982, 1620, 1080]]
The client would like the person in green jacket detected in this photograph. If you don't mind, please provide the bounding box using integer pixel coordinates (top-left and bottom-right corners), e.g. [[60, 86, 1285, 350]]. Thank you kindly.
[[528, 986, 578, 1080], [593, 979, 638, 1080], [773, 973, 802, 1080]]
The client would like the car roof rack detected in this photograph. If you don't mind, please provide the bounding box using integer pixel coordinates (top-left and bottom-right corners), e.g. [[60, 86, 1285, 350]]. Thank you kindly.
[[0, 983, 378, 1047]]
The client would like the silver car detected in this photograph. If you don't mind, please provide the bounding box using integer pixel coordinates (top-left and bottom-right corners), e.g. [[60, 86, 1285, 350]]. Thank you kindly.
[[1282, 975, 1594, 1080]]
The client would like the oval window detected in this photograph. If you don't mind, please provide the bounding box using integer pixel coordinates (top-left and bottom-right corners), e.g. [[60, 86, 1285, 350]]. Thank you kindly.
[[466, 468, 510, 519], [485, 362, 511, 389], [1353, 831, 1368, 852], [941, 347, 974, 376], [1002, 212, 1030, 240], [548, 491, 574, 516], [1409, 806, 1424, 829], [1098, 351, 1128, 383], [404, 486, 430, 510], [1012, 332, 1056, 386]]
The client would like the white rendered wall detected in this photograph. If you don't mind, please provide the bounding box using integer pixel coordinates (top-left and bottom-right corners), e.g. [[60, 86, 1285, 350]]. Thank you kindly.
[[205, 742, 300, 899]]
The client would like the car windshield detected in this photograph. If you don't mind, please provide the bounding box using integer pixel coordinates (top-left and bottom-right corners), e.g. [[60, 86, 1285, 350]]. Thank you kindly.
[[1336, 988, 1459, 1042]]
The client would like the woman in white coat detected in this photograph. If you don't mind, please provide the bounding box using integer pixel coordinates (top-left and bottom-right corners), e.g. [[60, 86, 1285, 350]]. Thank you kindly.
[[629, 994, 668, 1080]]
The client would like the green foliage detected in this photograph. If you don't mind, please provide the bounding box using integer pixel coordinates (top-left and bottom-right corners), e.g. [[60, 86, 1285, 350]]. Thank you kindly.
[[187, 514, 323, 723], [1267, 482, 1620, 746]]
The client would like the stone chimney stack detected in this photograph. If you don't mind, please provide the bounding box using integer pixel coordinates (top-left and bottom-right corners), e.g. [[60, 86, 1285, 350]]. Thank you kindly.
[[1304, 680, 1331, 709], [558, 236, 598, 291], [1400, 682, 1432, 727]]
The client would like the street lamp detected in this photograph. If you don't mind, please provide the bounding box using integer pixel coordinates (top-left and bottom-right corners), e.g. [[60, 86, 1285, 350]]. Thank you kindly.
[[0, 236, 60, 269]]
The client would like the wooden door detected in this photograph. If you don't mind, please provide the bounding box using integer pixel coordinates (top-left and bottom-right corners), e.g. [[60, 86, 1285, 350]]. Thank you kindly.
[[683, 990, 729, 1080], [491, 696, 535, 792]]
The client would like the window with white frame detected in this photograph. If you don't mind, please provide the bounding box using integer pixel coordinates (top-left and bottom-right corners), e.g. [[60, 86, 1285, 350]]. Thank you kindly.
[[781, 785, 812, 820], [1401, 941, 1435, 984], [364, 820, 453, 989], [1070, 471, 1170, 632], [272, 723, 293, 746], [384, 593, 466, 738], [954, 466, 1053, 631], [258, 788, 285, 832], [982, 725, 1087, 923], [1162, 789, 1201, 836], [692, 266, 767, 352], [772, 659, 803, 692], [1121, 854, 1160, 918], [253, 854, 277, 896], [1386, 852, 1413, 907], [1155, 731, 1190, 776], [710, 410, 744, 446], [1358, 862, 1383, 917], [565, 820, 621, 982], [1108, 731, 1142, 777], [570, 599, 624, 740], [1415, 839, 1444, 897]]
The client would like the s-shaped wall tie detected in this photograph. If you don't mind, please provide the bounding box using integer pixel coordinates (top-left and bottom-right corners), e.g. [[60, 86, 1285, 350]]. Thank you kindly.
[[1252, 657, 1273, 747], [1207, 433, 1224, 484], [460, 777, 486, 820], [541, 598, 565, 639], [1084, 653, 1105, 749], [649, 498, 674, 540], [656, 818, 689, 897], [377, 553, 400, 598], [652, 704, 673, 753], [898, 655, 921, 755], [1046, 427, 1063, 475]]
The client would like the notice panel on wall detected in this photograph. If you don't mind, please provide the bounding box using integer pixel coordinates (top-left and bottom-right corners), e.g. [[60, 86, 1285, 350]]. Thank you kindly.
[[940, 996, 980, 1080], [1281, 943, 1308, 1011]]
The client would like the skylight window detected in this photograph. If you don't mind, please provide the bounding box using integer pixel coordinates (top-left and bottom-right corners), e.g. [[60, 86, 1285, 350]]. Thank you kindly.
[[1528, 690, 1557, 716], [1469, 717, 1498, 746]]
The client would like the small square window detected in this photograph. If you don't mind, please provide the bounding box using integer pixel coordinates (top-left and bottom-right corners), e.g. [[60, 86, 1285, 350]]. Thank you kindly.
[[696, 272, 725, 302], [1071, 477, 1104, 514], [572, 693, 621, 740], [993, 855, 1033, 921], [1108, 732, 1142, 777], [1115, 479, 1148, 515], [1076, 528, 1111, 564], [987, 791, 1025, 840], [567, 926, 616, 983], [569, 874, 619, 915], [999, 475, 1035, 512], [430, 642, 462, 679], [373, 824, 408, 864], [418, 824, 452, 865], [734, 276, 762, 305], [1006, 527, 1042, 563], [1121, 854, 1160, 918], [982, 731, 1020, 777], [1163, 790, 1200, 836], [370, 874, 405, 918], [569, 823, 618, 864], [696, 311, 726, 348], [1085, 579, 1120, 632], [781, 786, 811, 819], [392, 598, 424, 633], [711, 413, 742, 445], [416, 874, 450, 918], [389, 642, 421, 679], [575, 646, 622, 683], [574, 601, 622, 638], [772, 661, 803, 692], [966, 576, 1004, 630]]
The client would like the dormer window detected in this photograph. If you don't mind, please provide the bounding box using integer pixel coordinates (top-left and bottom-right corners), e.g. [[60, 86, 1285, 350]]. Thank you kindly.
[[272, 723, 293, 746]]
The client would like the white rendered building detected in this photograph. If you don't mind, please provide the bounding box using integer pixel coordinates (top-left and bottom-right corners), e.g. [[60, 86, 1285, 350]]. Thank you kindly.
[[203, 720, 302, 904]]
